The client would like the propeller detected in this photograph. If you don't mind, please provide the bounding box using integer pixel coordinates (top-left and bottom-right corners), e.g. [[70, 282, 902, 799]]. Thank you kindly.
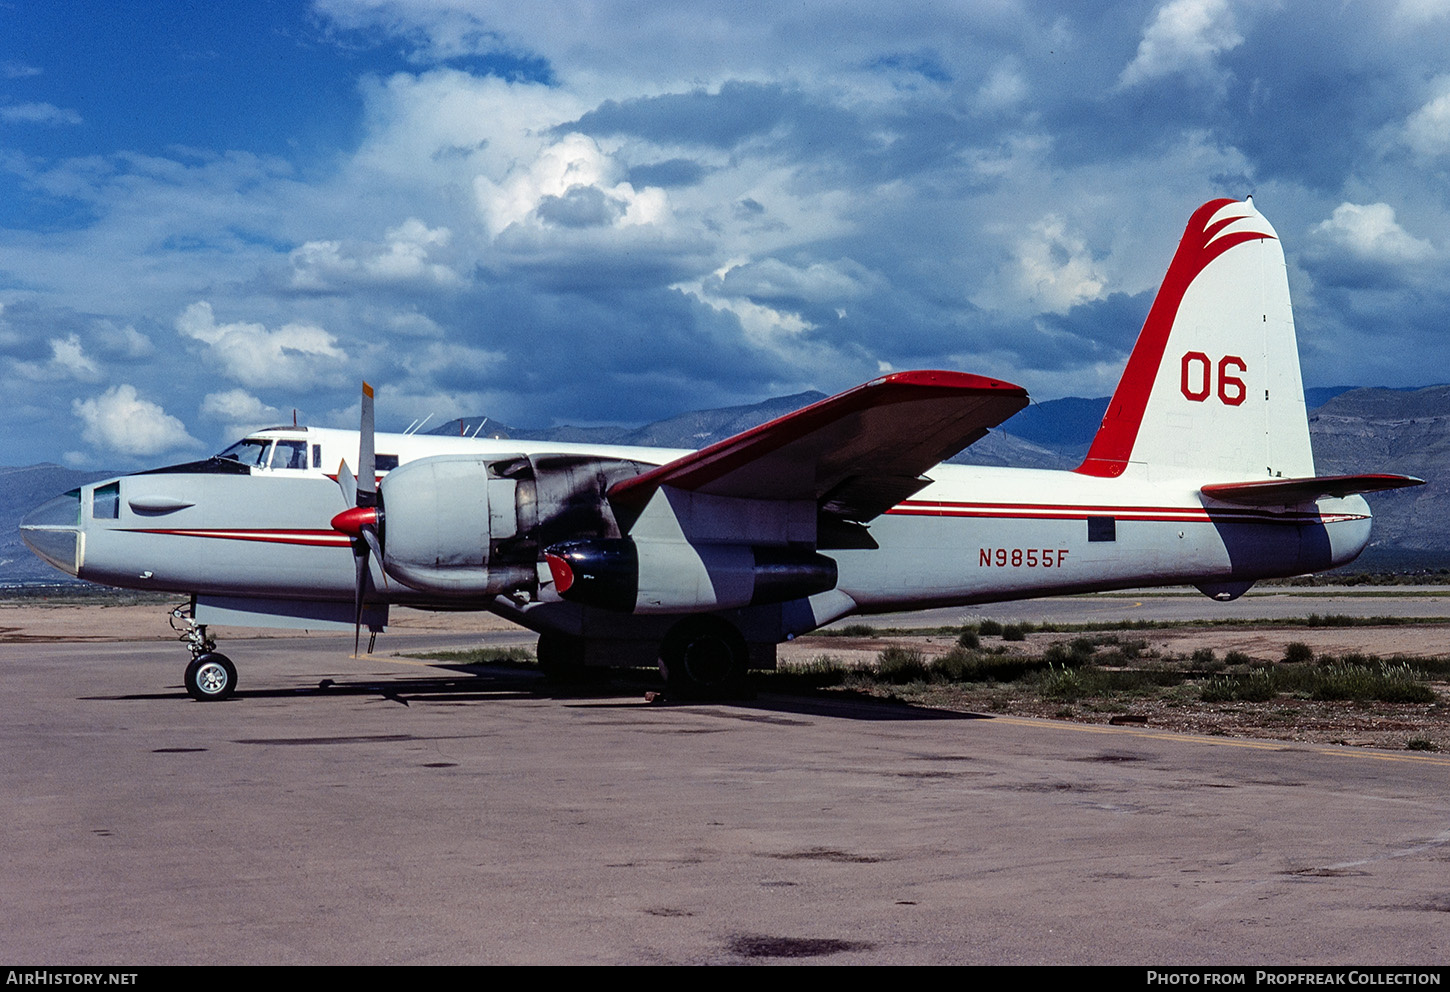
[[330, 382, 385, 656]]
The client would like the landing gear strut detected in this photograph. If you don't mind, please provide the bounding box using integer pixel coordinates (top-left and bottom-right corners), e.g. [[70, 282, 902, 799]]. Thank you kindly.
[[171, 604, 237, 701]]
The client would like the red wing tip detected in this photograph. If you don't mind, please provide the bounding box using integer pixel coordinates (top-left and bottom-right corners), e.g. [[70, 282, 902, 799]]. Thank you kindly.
[[868, 370, 1027, 394]]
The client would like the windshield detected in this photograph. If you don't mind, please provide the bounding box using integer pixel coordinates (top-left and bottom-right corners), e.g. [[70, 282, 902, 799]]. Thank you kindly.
[[215, 438, 272, 468]]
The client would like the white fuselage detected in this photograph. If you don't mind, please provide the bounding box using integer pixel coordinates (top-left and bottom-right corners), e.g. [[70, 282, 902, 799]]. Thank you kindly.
[[32, 427, 1371, 642]]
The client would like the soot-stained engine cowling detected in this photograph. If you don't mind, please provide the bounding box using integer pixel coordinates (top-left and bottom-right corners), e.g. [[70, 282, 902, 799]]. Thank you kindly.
[[377, 453, 651, 598]]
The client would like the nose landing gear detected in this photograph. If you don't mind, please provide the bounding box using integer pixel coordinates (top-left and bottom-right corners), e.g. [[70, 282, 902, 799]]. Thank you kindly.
[[171, 604, 237, 701]]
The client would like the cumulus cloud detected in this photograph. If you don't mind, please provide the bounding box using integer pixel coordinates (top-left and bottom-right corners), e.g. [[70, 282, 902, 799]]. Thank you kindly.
[[176, 302, 347, 389], [982, 216, 1107, 316], [200, 389, 284, 440], [1312, 202, 1434, 263], [289, 219, 463, 291], [710, 257, 882, 303], [1118, 0, 1244, 90], [1402, 77, 1450, 158], [73, 384, 201, 457], [0, 102, 82, 125], [973, 62, 1028, 114], [10, 333, 104, 383], [474, 132, 669, 237], [48, 334, 101, 381], [200, 388, 281, 423]]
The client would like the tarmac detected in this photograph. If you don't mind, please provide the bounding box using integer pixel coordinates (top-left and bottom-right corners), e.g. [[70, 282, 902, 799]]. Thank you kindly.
[[3, 613, 1449, 965]]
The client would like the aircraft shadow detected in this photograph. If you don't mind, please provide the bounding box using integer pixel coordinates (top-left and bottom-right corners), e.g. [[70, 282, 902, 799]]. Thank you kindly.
[[87, 661, 990, 722]]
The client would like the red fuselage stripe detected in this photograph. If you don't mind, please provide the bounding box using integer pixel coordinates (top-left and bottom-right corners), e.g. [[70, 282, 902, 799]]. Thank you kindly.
[[126, 528, 353, 547]]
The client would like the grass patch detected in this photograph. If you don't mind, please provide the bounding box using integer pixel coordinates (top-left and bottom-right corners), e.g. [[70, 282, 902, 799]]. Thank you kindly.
[[411, 645, 536, 665], [1199, 657, 1437, 704]]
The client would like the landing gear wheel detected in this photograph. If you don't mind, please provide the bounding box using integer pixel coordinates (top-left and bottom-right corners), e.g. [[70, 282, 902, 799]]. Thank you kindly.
[[659, 617, 750, 699], [185, 653, 237, 701], [536, 633, 588, 684]]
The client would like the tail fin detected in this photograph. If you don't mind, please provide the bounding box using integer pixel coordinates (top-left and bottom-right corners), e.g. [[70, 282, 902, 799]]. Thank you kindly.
[[1076, 197, 1314, 483]]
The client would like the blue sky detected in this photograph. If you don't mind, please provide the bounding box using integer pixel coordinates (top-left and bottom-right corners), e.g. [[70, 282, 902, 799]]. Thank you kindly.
[[3, 0, 1449, 468]]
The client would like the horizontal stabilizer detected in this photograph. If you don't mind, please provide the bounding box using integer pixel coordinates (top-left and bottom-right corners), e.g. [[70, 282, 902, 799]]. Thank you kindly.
[[608, 370, 1028, 523], [1201, 473, 1424, 506]]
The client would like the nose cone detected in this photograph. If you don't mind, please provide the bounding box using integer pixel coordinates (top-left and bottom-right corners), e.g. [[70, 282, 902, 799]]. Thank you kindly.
[[19, 489, 83, 577]]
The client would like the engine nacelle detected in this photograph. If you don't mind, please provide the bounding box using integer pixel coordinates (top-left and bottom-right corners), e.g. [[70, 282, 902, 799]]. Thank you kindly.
[[378, 453, 648, 598], [544, 538, 838, 614]]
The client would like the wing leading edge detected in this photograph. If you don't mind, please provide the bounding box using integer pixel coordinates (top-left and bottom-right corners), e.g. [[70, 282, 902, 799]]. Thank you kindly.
[[607, 370, 1029, 524]]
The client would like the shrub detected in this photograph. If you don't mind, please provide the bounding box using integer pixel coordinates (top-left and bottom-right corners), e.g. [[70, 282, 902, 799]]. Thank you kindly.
[[957, 628, 981, 650], [1200, 670, 1275, 702], [876, 646, 929, 684], [1001, 623, 1028, 642], [1043, 638, 1096, 668], [977, 619, 1003, 636], [929, 647, 977, 682], [1039, 663, 1085, 701], [1309, 662, 1435, 703], [776, 656, 851, 688], [1283, 642, 1315, 664]]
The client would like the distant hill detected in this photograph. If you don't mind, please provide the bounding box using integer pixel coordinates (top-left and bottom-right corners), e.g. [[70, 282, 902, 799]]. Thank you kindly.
[[1305, 385, 1450, 568], [5, 385, 1445, 585], [430, 391, 831, 450]]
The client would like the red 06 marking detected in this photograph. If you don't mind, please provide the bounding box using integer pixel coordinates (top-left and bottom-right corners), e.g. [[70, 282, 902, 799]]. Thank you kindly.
[[1180, 352, 1246, 406]]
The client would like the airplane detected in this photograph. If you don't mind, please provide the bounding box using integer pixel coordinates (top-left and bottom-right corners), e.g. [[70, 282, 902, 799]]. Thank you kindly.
[[19, 197, 1423, 702]]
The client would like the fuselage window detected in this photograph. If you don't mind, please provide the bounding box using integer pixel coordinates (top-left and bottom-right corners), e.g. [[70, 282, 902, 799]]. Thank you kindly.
[[93, 481, 120, 519], [1087, 516, 1116, 542], [312, 444, 322, 470], [271, 440, 308, 470], [376, 454, 399, 472]]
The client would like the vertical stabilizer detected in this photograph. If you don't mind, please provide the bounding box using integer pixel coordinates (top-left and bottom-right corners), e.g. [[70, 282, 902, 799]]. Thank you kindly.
[[1076, 198, 1314, 483]]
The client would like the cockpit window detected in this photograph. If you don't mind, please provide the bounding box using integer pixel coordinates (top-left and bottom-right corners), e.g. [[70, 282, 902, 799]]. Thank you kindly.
[[216, 438, 272, 468], [93, 481, 120, 519], [271, 440, 307, 470]]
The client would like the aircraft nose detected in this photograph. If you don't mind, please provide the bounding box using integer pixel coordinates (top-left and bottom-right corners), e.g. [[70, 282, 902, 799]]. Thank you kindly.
[[19, 489, 83, 577]]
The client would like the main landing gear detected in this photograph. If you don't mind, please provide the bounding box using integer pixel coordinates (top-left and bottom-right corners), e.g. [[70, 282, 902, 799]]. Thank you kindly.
[[535, 616, 754, 699], [171, 605, 237, 701], [658, 616, 751, 699]]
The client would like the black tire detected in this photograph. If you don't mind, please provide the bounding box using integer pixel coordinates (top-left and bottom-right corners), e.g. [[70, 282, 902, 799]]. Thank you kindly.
[[536, 633, 588, 684], [659, 617, 749, 698], [185, 653, 237, 701]]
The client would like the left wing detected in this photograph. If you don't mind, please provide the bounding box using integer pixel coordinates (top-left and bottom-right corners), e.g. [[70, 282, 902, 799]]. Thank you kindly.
[[608, 370, 1028, 524]]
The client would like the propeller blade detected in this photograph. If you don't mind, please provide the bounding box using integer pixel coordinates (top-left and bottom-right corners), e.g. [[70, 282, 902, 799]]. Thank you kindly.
[[358, 382, 376, 508], [337, 458, 357, 508], [359, 525, 384, 570], [334, 382, 380, 655], [352, 545, 368, 657]]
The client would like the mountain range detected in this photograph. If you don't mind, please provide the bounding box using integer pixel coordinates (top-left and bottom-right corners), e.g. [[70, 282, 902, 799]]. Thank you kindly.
[[3, 385, 1444, 585]]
